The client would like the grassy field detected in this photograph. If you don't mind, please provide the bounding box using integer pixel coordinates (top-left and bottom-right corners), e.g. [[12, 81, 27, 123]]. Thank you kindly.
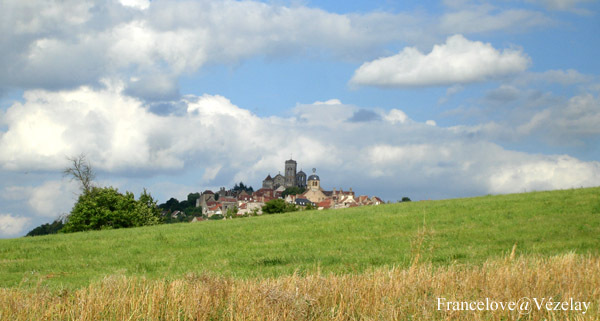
[[1, 187, 599, 290], [1, 254, 598, 320]]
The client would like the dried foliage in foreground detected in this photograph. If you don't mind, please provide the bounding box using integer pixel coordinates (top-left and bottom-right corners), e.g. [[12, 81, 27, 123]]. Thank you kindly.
[[1, 254, 598, 320]]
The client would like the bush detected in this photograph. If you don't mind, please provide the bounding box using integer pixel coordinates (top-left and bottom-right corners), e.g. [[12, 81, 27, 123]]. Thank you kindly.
[[26, 219, 65, 237], [262, 199, 298, 214], [62, 187, 161, 233]]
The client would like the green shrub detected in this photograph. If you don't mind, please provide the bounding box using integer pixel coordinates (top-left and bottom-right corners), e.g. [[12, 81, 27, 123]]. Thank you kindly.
[[62, 187, 161, 233], [262, 199, 298, 214]]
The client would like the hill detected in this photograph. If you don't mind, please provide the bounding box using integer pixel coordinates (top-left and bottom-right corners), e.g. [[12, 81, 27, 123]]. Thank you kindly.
[[1, 187, 599, 289]]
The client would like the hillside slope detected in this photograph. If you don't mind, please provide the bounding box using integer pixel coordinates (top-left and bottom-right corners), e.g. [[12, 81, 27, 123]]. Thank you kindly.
[[1, 187, 599, 289]]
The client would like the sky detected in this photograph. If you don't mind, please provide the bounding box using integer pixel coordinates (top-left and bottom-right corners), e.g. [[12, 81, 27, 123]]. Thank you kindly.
[[1, 0, 599, 238]]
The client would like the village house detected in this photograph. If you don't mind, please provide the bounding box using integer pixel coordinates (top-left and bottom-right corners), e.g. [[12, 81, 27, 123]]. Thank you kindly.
[[192, 158, 384, 219]]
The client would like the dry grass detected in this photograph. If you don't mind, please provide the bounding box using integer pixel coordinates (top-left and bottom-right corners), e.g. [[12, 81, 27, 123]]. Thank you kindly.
[[1, 253, 598, 320]]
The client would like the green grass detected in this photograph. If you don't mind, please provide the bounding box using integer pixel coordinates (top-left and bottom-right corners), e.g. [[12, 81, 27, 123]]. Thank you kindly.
[[1, 187, 599, 289]]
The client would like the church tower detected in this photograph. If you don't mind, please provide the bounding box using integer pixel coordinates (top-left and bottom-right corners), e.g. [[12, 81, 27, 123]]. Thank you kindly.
[[307, 168, 320, 190], [296, 169, 307, 188], [284, 158, 297, 188]]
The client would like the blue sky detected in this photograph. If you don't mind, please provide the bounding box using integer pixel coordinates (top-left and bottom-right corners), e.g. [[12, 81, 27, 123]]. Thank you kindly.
[[0, 0, 599, 237]]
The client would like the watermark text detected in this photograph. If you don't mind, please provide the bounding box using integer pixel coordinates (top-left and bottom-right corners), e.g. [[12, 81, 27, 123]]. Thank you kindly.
[[437, 297, 591, 315]]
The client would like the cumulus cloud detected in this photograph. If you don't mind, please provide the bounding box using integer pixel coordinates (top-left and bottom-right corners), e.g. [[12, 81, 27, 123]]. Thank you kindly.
[[29, 181, 79, 218], [384, 109, 409, 124], [518, 93, 600, 142], [1, 0, 555, 99], [119, 0, 150, 10], [363, 141, 600, 195], [0, 0, 427, 98], [2, 86, 598, 200], [0, 82, 181, 171], [2, 180, 78, 219], [0, 214, 29, 238], [348, 109, 381, 122], [125, 74, 180, 102], [350, 34, 530, 87], [487, 154, 600, 194]]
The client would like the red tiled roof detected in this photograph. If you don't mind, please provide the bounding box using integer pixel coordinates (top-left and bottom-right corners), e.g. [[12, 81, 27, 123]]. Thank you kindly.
[[317, 199, 333, 208]]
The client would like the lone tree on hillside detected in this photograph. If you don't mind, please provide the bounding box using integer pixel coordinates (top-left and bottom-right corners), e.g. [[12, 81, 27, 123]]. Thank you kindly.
[[61, 154, 162, 233], [63, 154, 96, 194]]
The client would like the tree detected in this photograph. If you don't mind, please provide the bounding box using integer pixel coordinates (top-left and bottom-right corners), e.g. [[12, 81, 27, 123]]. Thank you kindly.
[[232, 182, 254, 193], [402, 197, 412, 202], [26, 219, 65, 237], [225, 206, 239, 219], [187, 192, 200, 206], [282, 186, 306, 198], [62, 186, 162, 233], [63, 154, 96, 193], [262, 199, 298, 214], [159, 198, 180, 211]]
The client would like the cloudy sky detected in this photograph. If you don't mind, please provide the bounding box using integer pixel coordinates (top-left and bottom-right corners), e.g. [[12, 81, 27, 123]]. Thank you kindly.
[[1, 0, 599, 237]]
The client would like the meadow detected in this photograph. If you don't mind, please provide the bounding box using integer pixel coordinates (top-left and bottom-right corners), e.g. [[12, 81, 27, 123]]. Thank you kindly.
[[0, 187, 599, 320]]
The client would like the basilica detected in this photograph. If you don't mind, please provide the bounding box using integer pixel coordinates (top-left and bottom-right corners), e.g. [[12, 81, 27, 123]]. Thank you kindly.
[[261, 158, 307, 190], [197, 158, 383, 217], [260, 158, 381, 207]]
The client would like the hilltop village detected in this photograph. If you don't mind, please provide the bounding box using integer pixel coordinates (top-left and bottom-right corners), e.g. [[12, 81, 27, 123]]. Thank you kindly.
[[193, 158, 384, 218]]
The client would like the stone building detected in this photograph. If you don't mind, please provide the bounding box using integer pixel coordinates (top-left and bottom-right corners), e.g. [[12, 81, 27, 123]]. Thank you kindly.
[[262, 175, 273, 189], [262, 158, 307, 190], [284, 159, 296, 188], [296, 169, 307, 189], [302, 168, 328, 203], [273, 173, 285, 189]]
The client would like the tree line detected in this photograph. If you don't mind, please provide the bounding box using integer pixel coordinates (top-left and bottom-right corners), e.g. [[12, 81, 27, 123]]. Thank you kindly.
[[26, 155, 257, 236]]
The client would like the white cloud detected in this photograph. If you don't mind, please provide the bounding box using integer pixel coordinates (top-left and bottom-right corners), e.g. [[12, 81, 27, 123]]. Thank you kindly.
[[0, 0, 426, 97], [518, 93, 600, 142], [440, 5, 551, 34], [3, 180, 78, 219], [363, 141, 600, 195], [313, 99, 343, 105], [350, 34, 530, 87], [385, 109, 409, 124], [28, 181, 79, 218], [1, 0, 552, 98], [1, 86, 599, 220], [293, 100, 357, 126], [0, 214, 29, 238], [0, 83, 180, 171], [119, 0, 150, 10], [487, 153, 600, 194]]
